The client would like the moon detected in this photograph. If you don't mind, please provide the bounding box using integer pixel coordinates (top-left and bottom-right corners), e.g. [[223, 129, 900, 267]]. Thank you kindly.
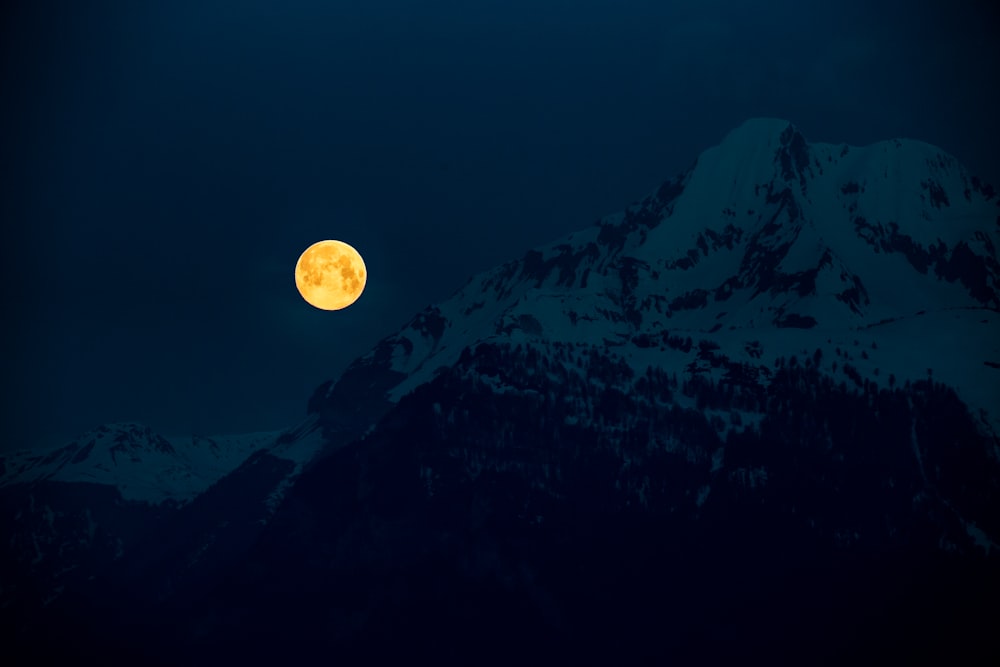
[[294, 240, 367, 310]]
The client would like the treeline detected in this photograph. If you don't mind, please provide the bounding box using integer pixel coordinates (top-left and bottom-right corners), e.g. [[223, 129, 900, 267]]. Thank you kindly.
[[384, 340, 1000, 556]]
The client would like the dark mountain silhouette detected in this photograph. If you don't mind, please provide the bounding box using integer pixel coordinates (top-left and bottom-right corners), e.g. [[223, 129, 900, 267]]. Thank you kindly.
[[3, 119, 998, 665]]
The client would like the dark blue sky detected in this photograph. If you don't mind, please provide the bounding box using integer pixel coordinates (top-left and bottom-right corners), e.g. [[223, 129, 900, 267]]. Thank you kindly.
[[2, 0, 997, 451]]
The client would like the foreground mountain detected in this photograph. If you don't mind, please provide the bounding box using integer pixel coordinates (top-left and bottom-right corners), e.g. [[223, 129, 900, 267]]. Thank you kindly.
[[3, 119, 998, 664]]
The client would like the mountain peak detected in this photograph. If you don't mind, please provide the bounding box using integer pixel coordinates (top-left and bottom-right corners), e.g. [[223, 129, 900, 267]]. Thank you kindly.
[[0, 422, 281, 504], [719, 117, 802, 151], [311, 119, 999, 448], [699, 117, 807, 182]]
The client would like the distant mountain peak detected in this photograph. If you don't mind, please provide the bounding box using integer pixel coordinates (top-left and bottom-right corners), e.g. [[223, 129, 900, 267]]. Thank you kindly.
[[0, 422, 281, 504]]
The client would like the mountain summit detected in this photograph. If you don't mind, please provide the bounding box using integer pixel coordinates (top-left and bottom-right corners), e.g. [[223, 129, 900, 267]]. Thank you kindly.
[[4, 119, 999, 664], [312, 117, 999, 446]]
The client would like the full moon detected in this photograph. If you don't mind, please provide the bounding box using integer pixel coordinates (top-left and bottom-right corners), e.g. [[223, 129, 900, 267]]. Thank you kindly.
[[294, 240, 367, 310]]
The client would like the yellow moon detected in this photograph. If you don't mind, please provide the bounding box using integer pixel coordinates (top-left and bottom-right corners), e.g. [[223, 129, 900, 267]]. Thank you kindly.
[[294, 240, 367, 310]]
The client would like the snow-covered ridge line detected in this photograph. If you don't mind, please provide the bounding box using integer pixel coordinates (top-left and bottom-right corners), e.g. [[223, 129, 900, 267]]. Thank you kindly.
[[315, 118, 998, 443], [0, 422, 283, 504]]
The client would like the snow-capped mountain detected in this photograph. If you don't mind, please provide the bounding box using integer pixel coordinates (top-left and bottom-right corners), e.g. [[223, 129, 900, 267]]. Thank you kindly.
[[4, 118, 998, 664], [0, 416, 329, 502], [313, 117, 999, 453], [0, 422, 280, 504]]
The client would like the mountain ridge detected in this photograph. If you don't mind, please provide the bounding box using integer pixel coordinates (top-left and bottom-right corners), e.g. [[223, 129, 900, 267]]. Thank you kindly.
[[309, 117, 999, 450], [3, 118, 998, 664], [6, 118, 996, 499]]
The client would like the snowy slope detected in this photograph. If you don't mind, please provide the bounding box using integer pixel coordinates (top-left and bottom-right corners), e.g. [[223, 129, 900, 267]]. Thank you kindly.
[[316, 118, 999, 440], [0, 418, 332, 505]]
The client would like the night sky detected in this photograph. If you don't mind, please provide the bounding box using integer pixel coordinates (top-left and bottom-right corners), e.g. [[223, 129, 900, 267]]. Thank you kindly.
[[2, 0, 997, 452]]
